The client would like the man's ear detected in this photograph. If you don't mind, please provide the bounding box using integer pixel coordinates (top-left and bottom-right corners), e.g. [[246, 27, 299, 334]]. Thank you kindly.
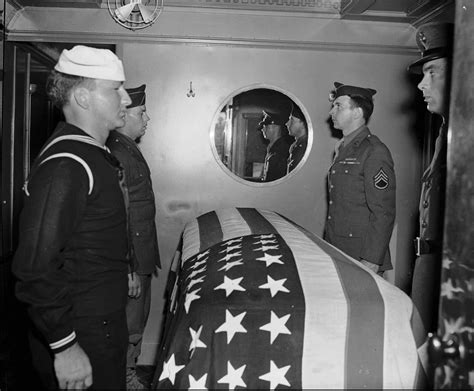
[[73, 87, 90, 110], [353, 106, 363, 120]]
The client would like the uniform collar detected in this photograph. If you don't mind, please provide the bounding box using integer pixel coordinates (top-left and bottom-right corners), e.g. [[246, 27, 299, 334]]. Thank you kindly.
[[109, 129, 139, 147], [342, 125, 369, 147]]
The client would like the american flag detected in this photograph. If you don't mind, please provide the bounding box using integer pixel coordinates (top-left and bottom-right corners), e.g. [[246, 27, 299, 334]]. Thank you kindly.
[[154, 208, 427, 389]]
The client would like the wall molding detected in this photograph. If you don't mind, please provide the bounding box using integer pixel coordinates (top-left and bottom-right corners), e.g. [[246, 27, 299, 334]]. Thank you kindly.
[[7, 31, 417, 55]]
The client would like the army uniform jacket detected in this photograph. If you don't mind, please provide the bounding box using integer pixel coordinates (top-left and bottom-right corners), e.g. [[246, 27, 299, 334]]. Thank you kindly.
[[287, 135, 307, 173], [12, 122, 129, 353], [410, 124, 447, 331], [261, 136, 292, 182], [107, 130, 161, 275], [324, 126, 396, 270], [419, 125, 447, 249]]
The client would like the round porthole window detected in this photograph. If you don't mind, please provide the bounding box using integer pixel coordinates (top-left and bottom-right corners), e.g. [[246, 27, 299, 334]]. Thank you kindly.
[[210, 86, 311, 185]]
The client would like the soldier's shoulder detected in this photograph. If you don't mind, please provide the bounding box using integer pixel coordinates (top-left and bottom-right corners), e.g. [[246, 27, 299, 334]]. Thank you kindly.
[[365, 133, 391, 152], [106, 135, 127, 153]]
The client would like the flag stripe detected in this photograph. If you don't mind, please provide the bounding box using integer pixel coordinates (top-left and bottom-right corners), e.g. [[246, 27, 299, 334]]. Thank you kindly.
[[275, 213, 385, 387], [411, 309, 429, 388], [197, 210, 223, 253], [237, 207, 279, 235], [332, 251, 385, 388]]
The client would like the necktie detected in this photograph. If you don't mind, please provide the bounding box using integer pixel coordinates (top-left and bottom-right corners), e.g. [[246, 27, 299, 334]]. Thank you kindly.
[[333, 138, 344, 161]]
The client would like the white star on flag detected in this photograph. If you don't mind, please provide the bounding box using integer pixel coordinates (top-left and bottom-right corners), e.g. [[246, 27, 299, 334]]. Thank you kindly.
[[187, 266, 207, 280], [159, 353, 185, 385], [214, 276, 246, 297], [441, 278, 464, 299], [218, 259, 243, 272], [220, 244, 242, 253], [185, 288, 201, 313], [259, 360, 291, 390], [256, 253, 284, 267], [189, 325, 207, 356], [188, 373, 208, 390], [197, 249, 210, 260], [259, 311, 291, 344], [217, 361, 247, 390], [253, 239, 277, 245], [218, 252, 242, 263], [215, 309, 247, 343], [190, 258, 207, 269], [225, 238, 242, 245], [257, 245, 279, 252], [187, 276, 205, 291], [442, 258, 453, 269], [259, 275, 290, 297]]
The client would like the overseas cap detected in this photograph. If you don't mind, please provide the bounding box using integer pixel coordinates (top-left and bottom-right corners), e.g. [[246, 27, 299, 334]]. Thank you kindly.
[[329, 82, 377, 102], [54, 45, 126, 81], [126, 84, 146, 108], [408, 22, 454, 74], [289, 103, 306, 123]]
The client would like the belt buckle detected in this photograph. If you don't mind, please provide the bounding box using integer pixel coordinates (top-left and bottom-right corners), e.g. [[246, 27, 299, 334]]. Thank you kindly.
[[415, 237, 422, 257]]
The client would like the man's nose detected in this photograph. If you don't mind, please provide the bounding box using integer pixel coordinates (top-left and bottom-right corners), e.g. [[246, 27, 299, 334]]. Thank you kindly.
[[120, 88, 132, 106], [417, 75, 427, 91]]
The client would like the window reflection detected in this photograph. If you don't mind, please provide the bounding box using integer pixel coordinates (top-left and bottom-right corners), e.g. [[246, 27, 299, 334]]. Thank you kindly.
[[212, 88, 309, 183]]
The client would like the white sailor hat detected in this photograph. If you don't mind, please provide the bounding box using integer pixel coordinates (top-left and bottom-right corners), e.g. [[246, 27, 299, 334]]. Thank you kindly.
[[54, 45, 126, 81]]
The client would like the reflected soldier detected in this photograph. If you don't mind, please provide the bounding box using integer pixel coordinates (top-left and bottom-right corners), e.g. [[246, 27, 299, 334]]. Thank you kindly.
[[258, 110, 293, 182], [286, 104, 308, 173]]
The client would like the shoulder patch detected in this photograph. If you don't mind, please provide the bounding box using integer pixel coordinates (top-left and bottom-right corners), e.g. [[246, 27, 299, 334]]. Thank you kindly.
[[374, 168, 389, 190]]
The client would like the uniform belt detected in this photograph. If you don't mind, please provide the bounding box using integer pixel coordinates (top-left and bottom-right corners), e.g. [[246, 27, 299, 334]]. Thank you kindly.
[[414, 237, 439, 256]]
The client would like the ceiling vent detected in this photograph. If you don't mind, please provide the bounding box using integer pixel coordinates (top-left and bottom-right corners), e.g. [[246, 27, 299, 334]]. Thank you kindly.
[[108, 0, 163, 30]]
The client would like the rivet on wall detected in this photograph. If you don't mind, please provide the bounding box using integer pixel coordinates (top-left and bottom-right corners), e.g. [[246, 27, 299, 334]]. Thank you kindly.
[[187, 81, 196, 98]]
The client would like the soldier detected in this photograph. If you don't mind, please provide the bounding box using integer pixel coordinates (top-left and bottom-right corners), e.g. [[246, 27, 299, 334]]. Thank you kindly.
[[324, 82, 396, 275], [408, 22, 454, 332], [258, 110, 293, 182], [106, 84, 161, 390], [285, 104, 308, 173]]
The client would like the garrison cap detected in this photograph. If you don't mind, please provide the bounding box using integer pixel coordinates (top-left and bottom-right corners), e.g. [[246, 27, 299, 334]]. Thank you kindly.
[[329, 82, 377, 102], [126, 84, 146, 108], [408, 22, 454, 74], [54, 45, 126, 81], [289, 103, 306, 124], [258, 110, 286, 131]]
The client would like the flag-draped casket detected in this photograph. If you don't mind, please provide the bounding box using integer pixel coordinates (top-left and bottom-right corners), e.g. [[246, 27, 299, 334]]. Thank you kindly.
[[153, 208, 427, 389]]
